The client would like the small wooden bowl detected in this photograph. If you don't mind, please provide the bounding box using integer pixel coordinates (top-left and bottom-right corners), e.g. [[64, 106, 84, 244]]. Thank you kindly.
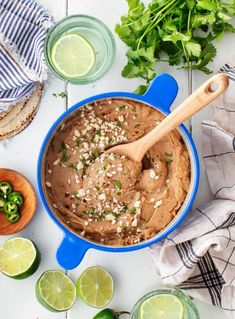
[[0, 168, 37, 235]]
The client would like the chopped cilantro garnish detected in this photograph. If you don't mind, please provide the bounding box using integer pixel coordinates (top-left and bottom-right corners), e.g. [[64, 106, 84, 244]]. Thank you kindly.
[[87, 208, 95, 214], [90, 134, 96, 143], [96, 129, 101, 136], [131, 107, 137, 112], [130, 207, 137, 214], [101, 163, 107, 170], [61, 151, 68, 162], [114, 180, 122, 189], [53, 91, 67, 98], [119, 105, 126, 111], [165, 152, 173, 165], [76, 140, 80, 147], [71, 192, 78, 197], [69, 163, 78, 170], [92, 149, 100, 157], [166, 159, 173, 165], [116, 191, 121, 196], [164, 152, 173, 157], [81, 158, 87, 165], [60, 141, 66, 152]]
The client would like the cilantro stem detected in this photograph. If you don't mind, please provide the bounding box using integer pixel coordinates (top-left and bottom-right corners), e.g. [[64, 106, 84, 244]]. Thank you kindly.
[[187, 9, 192, 33], [119, 0, 173, 30], [136, 0, 179, 52]]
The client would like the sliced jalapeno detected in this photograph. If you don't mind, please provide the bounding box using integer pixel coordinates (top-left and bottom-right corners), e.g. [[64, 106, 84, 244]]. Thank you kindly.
[[0, 197, 6, 211], [0, 181, 13, 197], [3, 201, 18, 214], [8, 192, 24, 206], [6, 212, 20, 223]]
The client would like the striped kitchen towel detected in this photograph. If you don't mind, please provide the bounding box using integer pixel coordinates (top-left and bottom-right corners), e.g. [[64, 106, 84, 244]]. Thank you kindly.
[[151, 78, 235, 318], [0, 0, 52, 112]]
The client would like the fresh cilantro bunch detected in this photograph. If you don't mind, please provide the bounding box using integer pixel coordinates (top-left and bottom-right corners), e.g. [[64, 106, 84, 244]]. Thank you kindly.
[[115, 0, 235, 94]]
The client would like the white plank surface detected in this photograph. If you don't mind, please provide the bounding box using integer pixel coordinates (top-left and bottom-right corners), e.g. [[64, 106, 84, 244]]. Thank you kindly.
[[0, 0, 232, 318]]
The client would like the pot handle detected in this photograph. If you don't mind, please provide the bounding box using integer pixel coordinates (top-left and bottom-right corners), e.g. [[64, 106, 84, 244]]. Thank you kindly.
[[56, 235, 89, 270], [143, 73, 178, 113]]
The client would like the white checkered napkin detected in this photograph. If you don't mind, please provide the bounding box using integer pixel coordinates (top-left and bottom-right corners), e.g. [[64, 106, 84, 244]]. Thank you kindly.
[[0, 0, 52, 112], [151, 79, 235, 318]]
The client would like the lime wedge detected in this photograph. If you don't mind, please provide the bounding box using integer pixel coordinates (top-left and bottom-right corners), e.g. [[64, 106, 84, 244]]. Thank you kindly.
[[139, 294, 184, 319], [36, 270, 77, 312], [0, 237, 40, 279], [51, 33, 95, 78], [77, 266, 114, 308]]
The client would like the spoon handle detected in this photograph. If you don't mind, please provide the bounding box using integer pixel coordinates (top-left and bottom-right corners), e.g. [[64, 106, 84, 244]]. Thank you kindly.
[[134, 73, 229, 161]]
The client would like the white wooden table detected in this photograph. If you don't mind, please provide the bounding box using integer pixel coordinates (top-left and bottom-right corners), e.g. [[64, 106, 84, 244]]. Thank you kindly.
[[0, 0, 233, 318]]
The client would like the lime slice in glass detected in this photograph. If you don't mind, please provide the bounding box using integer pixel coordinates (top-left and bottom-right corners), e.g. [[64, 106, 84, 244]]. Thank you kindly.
[[139, 294, 184, 319], [0, 237, 40, 279], [36, 270, 77, 312], [77, 266, 114, 308], [51, 33, 95, 78]]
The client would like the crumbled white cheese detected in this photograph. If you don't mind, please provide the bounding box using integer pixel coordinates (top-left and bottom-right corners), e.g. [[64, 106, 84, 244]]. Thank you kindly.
[[134, 201, 141, 208], [105, 213, 116, 223], [74, 130, 80, 137], [99, 193, 106, 201], [78, 189, 85, 197], [46, 181, 51, 188], [76, 162, 84, 170], [53, 158, 60, 166], [149, 170, 156, 178], [117, 227, 122, 233], [131, 219, 138, 227], [154, 200, 163, 208], [118, 115, 124, 122]]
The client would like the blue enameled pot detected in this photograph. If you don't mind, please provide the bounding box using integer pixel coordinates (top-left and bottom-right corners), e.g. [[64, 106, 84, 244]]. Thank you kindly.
[[37, 74, 199, 270]]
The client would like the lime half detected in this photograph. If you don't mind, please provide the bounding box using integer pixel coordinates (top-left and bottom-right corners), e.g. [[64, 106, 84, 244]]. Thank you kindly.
[[139, 294, 184, 319], [0, 237, 40, 279], [77, 266, 114, 308], [51, 33, 95, 78], [36, 270, 77, 312]]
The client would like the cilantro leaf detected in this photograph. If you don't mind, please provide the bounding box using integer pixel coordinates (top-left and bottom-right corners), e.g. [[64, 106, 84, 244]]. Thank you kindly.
[[185, 41, 201, 57]]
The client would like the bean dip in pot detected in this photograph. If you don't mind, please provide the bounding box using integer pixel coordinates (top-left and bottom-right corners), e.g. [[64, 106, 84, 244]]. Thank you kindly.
[[44, 99, 190, 246]]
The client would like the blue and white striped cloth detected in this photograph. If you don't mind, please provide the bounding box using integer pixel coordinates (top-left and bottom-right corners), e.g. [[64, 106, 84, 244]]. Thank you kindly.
[[0, 0, 52, 112]]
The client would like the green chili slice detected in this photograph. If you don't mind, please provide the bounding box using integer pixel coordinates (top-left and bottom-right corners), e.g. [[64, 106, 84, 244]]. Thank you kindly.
[[0, 181, 13, 196], [6, 212, 20, 223], [8, 192, 24, 206], [3, 201, 18, 214]]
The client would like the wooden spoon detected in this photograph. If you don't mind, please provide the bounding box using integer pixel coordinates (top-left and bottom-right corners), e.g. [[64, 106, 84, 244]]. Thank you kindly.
[[107, 73, 229, 162]]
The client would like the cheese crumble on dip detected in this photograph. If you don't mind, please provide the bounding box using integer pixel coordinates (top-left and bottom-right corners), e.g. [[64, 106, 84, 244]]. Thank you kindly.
[[44, 99, 190, 246]]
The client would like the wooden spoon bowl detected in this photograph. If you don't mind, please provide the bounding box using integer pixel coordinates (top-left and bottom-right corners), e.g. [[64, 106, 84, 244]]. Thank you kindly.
[[0, 168, 37, 235]]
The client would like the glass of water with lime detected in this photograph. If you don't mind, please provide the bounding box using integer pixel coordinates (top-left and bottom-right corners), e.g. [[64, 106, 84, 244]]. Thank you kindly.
[[44, 15, 116, 84], [131, 288, 200, 319]]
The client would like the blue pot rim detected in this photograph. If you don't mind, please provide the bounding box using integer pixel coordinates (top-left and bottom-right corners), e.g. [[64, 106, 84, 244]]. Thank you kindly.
[[37, 76, 200, 255]]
